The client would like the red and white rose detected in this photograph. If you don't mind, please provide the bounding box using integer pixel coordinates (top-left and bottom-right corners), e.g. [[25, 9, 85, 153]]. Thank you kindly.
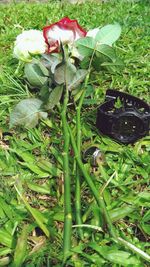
[[43, 17, 87, 53]]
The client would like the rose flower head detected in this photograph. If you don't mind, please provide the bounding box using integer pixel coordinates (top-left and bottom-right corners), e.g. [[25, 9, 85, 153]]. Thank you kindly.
[[13, 30, 47, 62], [43, 17, 87, 53]]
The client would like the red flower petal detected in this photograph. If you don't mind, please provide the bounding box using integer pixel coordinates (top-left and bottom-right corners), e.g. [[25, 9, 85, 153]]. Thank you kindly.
[[58, 17, 87, 38]]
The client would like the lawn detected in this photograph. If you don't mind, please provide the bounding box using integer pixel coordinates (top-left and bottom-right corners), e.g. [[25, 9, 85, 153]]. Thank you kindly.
[[0, 0, 150, 266]]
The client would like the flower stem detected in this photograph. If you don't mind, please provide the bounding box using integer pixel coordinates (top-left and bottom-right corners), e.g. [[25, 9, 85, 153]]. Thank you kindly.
[[68, 124, 117, 239], [74, 48, 96, 238], [75, 94, 85, 239], [75, 74, 89, 239], [61, 85, 72, 263]]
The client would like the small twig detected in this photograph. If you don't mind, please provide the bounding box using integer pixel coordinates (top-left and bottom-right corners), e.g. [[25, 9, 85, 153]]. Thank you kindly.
[[100, 171, 116, 195], [72, 224, 103, 232]]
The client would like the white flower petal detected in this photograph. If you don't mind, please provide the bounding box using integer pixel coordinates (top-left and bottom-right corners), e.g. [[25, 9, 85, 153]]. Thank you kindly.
[[87, 28, 100, 38], [47, 25, 74, 44]]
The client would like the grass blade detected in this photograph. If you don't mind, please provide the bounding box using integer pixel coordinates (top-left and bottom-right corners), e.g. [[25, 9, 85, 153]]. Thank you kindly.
[[12, 224, 28, 267], [14, 185, 50, 238]]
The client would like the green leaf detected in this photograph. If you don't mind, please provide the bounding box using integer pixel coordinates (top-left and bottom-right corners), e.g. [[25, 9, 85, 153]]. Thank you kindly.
[[73, 88, 84, 102], [40, 85, 51, 102], [121, 193, 150, 207], [54, 62, 76, 85], [37, 159, 62, 176], [101, 58, 124, 67], [0, 248, 12, 257], [0, 229, 14, 248], [89, 243, 142, 266], [76, 37, 95, 57], [24, 60, 49, 87], [12, 149, 35, 163], [142, 210, 150, 223], [50, 146, 63, 166], [95, 24, 121, 45], [68, 69, 88, 91], [41, 54, 61, 74], [80, 56, 91, 69], [100, 58, 124, 72], [0, 207, 5, 219], [12, 225, 28, 267], [0, 196, 14, 220], [10, 98, 47, 128], [93, 56, 123, 72], [96, 44, 116, 61], [140, 210, 150, 235], [72, 244, 106, 265], [109, 206, 134, 222], [82, 253, 105, 265], [76, 38, 117, 62], [140, 223, 150, 235], [27, 182, 50, 194], [15, 186, 50, 238], [19, 162, 50, 177], [138, 192, 150, 202], [53, 212, 64, 222], [45, 85, 63, 110]]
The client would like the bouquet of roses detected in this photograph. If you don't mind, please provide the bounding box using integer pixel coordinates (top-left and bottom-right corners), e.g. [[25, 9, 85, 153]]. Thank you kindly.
[[10, 17, 123, 263], [11, 17, 122, 128]]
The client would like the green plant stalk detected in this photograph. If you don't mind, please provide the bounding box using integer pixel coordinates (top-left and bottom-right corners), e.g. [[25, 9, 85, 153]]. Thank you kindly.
[[75, 168, 83, 239], [61, 85, 72, 263], [75, 45, 96, 236], [75, 72, 90, 239], [68, 124, 117, 239], [75, 89, 86, 239]]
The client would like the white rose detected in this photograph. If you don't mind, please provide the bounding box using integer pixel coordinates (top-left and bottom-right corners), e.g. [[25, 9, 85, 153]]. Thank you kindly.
[[87, 28, 100, 38], [13, 30, 47, 62]]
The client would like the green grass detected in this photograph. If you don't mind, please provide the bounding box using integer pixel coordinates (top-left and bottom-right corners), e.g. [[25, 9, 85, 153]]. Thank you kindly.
[[0, 0, 150, 266]]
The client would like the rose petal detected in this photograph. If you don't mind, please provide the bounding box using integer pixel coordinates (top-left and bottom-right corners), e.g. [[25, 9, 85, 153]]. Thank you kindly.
[[47, 25, 74, 44], [87, 28, 100, 38]]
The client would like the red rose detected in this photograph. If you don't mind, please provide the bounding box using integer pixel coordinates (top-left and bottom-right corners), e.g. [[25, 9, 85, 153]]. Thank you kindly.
[[43, 17, 87, 53]]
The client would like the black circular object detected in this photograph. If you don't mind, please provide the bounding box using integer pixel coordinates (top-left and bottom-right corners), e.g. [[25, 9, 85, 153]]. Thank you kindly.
[[82, 146, 105, 167], [96, 90, 150, 144]]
